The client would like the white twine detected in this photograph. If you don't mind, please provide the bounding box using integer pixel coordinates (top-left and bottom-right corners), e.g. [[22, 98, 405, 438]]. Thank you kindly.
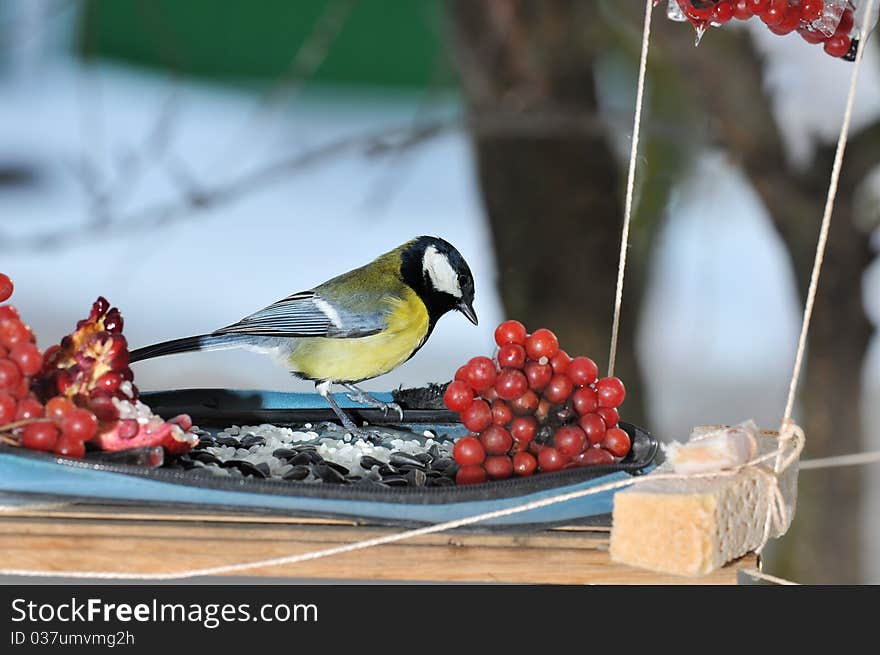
[[608, 0, 654, 378], [2, 2, 876, 583]]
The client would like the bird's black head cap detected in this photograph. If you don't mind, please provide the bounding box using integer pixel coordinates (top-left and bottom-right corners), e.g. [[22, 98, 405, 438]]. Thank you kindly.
[[400, 235, 477, 329]]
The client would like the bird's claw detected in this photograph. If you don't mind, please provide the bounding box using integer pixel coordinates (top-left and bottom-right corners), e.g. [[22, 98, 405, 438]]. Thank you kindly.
[[344, 389, 404, 422]]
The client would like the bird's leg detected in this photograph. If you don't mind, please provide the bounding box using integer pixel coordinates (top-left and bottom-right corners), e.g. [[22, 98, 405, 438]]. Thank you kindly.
[[342, 383, 404, 421], [315, 380, 364, 436]]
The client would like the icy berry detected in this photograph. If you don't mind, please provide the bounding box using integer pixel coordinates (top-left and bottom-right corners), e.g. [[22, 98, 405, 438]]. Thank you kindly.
[[453, 435, 486, 466], [824, 34, 851, 57], [444, 380, 474, 412], [760, 0, 788, 25], [461, 399, 492, 433], [494, 320, 527, 347], [512, 451, 538, 476], [21, 421, 59, 451], [712, 1, 734, 23], [0, 274, 12, 303], [732, 0, 753, 19], [799, 0, 824, 22], [456, 464, 487, 485], [484, 455, 514, 480]]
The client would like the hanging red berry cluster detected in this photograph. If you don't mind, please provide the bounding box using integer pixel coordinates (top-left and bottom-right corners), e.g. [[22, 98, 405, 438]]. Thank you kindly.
[[0, 271, 197, 458], [667, 0, 860, 59], [444, 320, 631, 485]]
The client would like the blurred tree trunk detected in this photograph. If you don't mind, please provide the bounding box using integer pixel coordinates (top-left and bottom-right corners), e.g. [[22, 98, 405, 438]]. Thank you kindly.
[[635, 18, 878, 584], [445, 0, 649, 427]]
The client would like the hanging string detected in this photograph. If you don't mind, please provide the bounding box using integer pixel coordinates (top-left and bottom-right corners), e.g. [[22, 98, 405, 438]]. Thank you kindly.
[[608, 0, 654, 377], [781, 0, 877, 424]]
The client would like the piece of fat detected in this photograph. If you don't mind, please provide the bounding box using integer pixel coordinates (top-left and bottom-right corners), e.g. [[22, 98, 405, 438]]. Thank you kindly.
[[609, 429, 798, 577], [662, 421, 759, 475]]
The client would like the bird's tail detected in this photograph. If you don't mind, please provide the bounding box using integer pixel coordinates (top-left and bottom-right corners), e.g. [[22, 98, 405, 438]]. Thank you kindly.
[[129, 333, 252, 363]]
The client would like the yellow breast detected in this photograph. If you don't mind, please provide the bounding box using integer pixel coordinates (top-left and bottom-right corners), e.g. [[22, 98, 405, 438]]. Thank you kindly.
[[286, 288, 430, 383]]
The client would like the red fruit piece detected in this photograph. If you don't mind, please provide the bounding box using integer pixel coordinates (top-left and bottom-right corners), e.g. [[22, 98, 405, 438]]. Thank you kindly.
[[21, 422, 58, 451], [45, 396, 75, 421], [465, 356, 497, 392], [0, 274, 12, 303], [494, 320, 527, 347], [0, 359, 22, 390], [799, 0, 824, 22], [497, 343, 526, 369], [490, 400, 513, 426], [596, 406, 620, 429], [572, 386, 598, 415], [838, 8, 854, 34], [572, 448, 616, 467], [602, 428, 632, 458], [549, 350, 570, 374], [524, 361, 553, 391], [444, 380, 474, 412], [712, 1, 734, 23], [824, 34, 850, 57], [479, 425, 513, 455], [495, 368, 528, 401], [595, 377, 626, 408], [62, 408, 98, 443], [461, 399, 492, 433], [510, 415, 538, 445], [578, 413, 607, 447], [453, 435, 486, 466], [0, 319, 32, 350], [0, 392, 15, 424], [54, 437, 86, 458], [568, 356, 598, 387], [525, 328, 559, 363], [9, 343, 43, 376], [509, 389, 539, 416], [15, 397, 43, 421], [760, 0, 788, 25], [554, 425, 587, 459], [454, 365, 470, 383], [456, 465, 487, 485], [732, 0, 753, 20], [95, 371, 124, 394], [484, 455, 514, 480], [512, 451, 537, 476], [543, 374, 573, 404], [538, 447, 566, 472], [748, 0, 769, 14]]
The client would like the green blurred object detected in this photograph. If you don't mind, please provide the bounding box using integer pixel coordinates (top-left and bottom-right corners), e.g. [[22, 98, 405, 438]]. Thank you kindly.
[[79, 0, 447, 88]]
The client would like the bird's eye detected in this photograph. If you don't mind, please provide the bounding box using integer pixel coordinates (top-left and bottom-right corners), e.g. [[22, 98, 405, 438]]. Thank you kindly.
[[458, 274, 468, 286]]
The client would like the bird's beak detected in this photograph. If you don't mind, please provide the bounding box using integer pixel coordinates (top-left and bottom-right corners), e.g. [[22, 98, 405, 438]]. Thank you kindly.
[[458, 299, 478, 325]]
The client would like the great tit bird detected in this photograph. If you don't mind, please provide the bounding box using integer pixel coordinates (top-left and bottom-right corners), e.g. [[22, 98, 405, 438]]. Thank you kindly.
[[130, 235, 478, 432]]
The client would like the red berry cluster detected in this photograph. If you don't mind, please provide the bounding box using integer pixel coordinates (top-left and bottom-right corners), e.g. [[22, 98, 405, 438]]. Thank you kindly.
[[0, 271, 197, 458], [0, 275, 99, 457], [445, 320, 631, 485], [674, 0, 858, 59]]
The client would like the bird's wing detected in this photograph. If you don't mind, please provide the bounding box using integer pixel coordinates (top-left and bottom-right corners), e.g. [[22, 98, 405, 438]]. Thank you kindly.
[[214, 291, 385, 339]]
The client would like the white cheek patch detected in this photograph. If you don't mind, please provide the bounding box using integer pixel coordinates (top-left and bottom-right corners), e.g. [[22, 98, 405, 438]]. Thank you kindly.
[[422, 245, 461, 298]]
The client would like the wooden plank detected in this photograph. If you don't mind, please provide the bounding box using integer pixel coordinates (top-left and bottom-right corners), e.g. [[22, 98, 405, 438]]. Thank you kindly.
[[0, 512, 754, 584]]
